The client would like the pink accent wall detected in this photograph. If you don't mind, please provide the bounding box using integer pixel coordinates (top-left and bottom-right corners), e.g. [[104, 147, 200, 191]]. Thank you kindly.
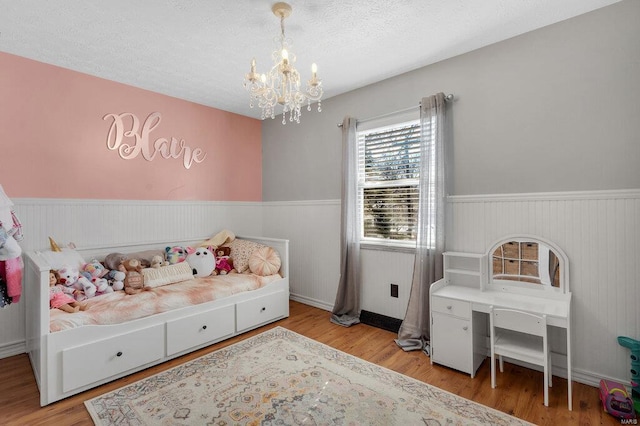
[[0, 52, 262, 201]]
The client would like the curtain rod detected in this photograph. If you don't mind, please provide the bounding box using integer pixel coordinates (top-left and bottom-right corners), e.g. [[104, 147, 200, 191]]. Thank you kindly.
[[337, 93, 454, 127]]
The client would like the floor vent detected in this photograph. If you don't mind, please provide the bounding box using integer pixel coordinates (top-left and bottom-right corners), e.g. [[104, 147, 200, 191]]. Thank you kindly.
[[359, 310, 402, 333]]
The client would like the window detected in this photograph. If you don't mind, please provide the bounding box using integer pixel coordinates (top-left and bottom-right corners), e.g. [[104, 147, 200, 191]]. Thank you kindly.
[[357, 118, 421, 246]]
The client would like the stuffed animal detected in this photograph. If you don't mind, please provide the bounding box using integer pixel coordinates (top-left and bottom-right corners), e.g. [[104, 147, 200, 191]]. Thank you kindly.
[[80, 259, 109, 282], [92, 277, 113, 296], [49, 270, 82, 313], [150, 254, 168, 269], [121, 259, 145, 295], [165, 246, 194, 264], [106, 269, 125, 291], [186, 247, 216, 277], [213, 247, 236, 275], [57, 266, 97, 301]]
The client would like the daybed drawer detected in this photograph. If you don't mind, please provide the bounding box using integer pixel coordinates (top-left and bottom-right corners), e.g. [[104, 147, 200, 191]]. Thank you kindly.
[[431, 296, 470, 319], [166, 304, 235, 356], [236, 291, 288, 333], [62, 324, 164, 392]]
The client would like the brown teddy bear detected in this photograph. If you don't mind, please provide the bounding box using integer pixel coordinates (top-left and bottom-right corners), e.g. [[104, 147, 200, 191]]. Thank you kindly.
[[120, 259, 145, 295], [213, 246, 236, 275]]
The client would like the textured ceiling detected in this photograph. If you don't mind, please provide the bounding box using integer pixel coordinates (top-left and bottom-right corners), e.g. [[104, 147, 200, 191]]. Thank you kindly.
[[0, 0, 623, 119]]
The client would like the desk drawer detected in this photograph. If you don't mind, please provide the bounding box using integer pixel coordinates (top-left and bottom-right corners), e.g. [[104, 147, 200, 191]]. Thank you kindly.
[[432, 296, 470, 319]]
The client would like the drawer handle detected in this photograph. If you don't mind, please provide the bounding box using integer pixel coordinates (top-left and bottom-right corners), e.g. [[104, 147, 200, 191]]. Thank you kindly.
[[462, 326, 468, 331], [116, 351, 123, 357], [446, 305, 452, 310], [202, 325, 207, 330], [260, 307, 266, 312]]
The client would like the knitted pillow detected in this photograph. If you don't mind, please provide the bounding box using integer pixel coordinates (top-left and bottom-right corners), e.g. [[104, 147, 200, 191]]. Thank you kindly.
[[249, 246, 281, 276], [225, 239, 267, 273], [142, 262, 193, 288]]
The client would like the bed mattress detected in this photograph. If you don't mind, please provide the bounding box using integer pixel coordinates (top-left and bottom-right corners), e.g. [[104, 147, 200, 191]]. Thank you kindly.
[[50, 272, 282, 332]]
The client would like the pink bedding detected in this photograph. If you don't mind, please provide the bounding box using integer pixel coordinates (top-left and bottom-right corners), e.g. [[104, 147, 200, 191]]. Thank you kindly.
[[49, 273, 282, 332]]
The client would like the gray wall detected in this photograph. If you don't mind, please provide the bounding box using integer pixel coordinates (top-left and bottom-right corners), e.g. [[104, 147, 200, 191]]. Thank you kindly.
[[262, 0, 640, 200]]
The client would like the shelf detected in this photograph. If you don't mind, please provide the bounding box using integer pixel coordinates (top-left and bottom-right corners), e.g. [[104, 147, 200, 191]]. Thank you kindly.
[[445, 252, 485, 258], [447, 268, 481, 276], [443, 252, 488, 289]]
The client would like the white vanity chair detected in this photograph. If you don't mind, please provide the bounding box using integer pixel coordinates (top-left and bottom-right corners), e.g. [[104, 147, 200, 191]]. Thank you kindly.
[[429, 235, 572, 410]]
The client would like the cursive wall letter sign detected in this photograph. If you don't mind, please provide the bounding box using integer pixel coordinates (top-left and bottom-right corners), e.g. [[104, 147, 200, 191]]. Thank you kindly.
[[103, 112, 207, 169]]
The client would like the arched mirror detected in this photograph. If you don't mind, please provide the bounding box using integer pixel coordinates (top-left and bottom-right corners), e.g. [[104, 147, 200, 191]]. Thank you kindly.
[[488, 235, 569, 293]]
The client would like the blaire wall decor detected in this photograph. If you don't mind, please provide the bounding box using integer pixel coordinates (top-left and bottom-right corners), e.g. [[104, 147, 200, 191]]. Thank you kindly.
[[104, 112, 207, 170], [0, 52, 261, 201]]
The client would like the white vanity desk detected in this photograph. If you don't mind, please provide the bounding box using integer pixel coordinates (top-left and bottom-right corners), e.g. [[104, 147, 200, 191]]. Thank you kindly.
[[429, 236, 573, 410]]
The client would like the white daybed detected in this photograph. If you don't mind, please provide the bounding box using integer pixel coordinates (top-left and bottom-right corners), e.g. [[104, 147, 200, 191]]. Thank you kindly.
[[24, 236, 289, 406]]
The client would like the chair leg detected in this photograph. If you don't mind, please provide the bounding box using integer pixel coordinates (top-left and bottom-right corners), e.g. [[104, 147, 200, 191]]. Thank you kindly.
[[491, 353, 496, 388], [543, 365, 549, 406]]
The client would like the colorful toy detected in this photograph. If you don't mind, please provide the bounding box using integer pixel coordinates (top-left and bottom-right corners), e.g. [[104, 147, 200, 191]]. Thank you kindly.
[[165, 246, 194, 265], [619, 336, 640, 415], [599, 379, 636, 419], [80, 259, 109, 282]]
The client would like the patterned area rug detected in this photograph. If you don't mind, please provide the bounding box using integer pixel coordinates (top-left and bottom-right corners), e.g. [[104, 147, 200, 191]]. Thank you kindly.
[[85, 326, 531, 425]]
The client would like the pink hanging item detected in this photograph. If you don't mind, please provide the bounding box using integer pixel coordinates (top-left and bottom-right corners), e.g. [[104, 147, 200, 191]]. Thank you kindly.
[[0, 258, 22, 303]]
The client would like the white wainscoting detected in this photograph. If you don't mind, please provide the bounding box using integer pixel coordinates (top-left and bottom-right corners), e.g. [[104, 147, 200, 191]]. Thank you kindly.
[[262, 200, 414, 319], [263, 200, 341, 311], [447, 189, 640, 386], [360, 248, 414, 320], [263, 200, 413, 319], [0, 198, 263, 358], [3, 192, 637, 388]]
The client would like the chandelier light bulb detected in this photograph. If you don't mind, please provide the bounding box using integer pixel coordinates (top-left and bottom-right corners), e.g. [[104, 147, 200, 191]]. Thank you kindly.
[[281, 49, 289, 60]]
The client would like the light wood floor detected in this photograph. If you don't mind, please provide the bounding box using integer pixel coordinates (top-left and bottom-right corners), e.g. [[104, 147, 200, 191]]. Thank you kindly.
[[0, 301, 620, 425]]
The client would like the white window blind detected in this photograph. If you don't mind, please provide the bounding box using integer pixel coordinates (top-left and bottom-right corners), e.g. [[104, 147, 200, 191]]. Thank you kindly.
[[357, 119, 421, 244]]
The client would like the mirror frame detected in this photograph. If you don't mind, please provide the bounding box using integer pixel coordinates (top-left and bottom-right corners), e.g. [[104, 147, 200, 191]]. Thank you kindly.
[[487, 234, 570, 294]]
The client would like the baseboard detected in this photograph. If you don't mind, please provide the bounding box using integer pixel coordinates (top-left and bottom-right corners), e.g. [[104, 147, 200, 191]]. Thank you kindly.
[[499, 353, 627, 389], [359, 310, 403, 333], [0, 340, 26, 359], [289, 294, 333, 312]]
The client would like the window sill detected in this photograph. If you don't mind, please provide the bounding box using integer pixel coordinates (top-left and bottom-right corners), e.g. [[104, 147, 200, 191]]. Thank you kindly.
[[360, 241, 416, 254]]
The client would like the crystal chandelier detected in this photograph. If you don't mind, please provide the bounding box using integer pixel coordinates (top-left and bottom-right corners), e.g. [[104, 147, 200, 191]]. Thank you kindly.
[[244, 2, 323, 124]]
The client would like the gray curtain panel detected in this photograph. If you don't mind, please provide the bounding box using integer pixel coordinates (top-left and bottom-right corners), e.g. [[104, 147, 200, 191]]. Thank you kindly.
[[331, 116, 361, 327], [396, 93, 447, 353]]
